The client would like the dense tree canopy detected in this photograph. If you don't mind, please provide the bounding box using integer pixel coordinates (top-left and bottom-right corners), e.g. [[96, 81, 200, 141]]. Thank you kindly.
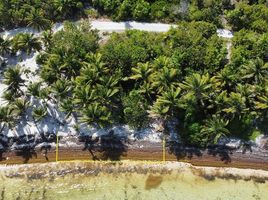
[[0, 0, 85, 29], [1, 1, 268, 148], [226, 3, 268, 33], [0, 0, 267, 30]]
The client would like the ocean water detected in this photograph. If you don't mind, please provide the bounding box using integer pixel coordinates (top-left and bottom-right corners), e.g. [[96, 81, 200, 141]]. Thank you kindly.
[[0, 162, 268, 200]]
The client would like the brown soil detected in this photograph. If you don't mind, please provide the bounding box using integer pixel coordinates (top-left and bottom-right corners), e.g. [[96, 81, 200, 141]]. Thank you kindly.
[[1, 142, 268, 171]]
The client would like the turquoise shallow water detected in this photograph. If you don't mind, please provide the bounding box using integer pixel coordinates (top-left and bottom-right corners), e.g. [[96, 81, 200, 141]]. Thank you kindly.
[[0, 162, 268, 200]]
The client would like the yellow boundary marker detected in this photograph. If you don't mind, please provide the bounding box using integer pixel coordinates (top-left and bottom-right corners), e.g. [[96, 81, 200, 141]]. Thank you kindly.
[[55, 133, 167, 164], [163, 135, 166, 162], [56, 131, 59, 162]]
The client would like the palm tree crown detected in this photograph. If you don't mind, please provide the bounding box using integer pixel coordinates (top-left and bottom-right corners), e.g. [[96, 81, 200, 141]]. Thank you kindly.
[[26, 8, 51, 31], [3, 66, 25, 95]]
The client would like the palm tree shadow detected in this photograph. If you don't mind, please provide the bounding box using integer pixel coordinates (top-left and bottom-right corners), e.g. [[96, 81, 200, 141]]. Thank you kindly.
[[15, 149, 37, 163], [13, 134, 37, 163], [6, 52, 36, 66], [81, 136, 100, 161], [41, 145, 52, 161], [98, 135, 128, 161], [80, 130, 128, 161], [168, 142, 232, 164], [207, 147, 232, 164], [0, 151, 4, 161], [168, 142, 203, 160], [0, 134, 9, 161], [124, 21, 133, 30]]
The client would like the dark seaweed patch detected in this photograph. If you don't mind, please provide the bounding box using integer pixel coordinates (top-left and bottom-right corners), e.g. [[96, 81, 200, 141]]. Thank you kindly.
[[145, 174, 163, 190]]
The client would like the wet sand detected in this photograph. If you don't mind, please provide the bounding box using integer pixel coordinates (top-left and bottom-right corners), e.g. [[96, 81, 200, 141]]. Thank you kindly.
[[1, 161, 268, 200], [1, 141, 268, 171]]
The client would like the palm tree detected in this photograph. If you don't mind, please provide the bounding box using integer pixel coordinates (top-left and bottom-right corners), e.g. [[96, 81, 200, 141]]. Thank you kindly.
[[76, 64, 100, 87], [0, 106, 14, 133], [256, 95, 268, 110], [129, 62, 153, 82], [222, 92, 248, 119], [27, 82, 41, 98], [201, 115, 230, 144], [32, 107, 47, 122], [11, 98, 30, 117], [41, 30, 53, 49], [152, 56, 172, 70], [73, 86, 97, 107], [241, 58, 268, 84], [26, 8, 51, 31], [3, 66, 25, 95], [80, 103, 111, 128], [151, 87, 182, 119], [235, 83, 255, 106], [98, 75, 120, 104], [13, 33, 42, 55], [215, 67, 237, 90], [97, 85, 120, 102], [59, 98, 74, 119], [2, 91, 16, 103], [152, 66, 180, 93], [51, 79, 72, 99], [54, 0, 83, 18], [0, 37, 11, 56], [40, 53, 62, 83], [180, 73, 212, 106], [75, 54, 107, 87], [85, 53, 106, 71], [58, 50, 82, 78], [139, 82, 154, 98], [255, 86, 268, 110], [39, 88, 51, 102]]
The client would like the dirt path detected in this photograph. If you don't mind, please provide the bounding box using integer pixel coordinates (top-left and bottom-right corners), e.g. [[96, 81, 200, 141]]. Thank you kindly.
[[1, 20, 233, 39]]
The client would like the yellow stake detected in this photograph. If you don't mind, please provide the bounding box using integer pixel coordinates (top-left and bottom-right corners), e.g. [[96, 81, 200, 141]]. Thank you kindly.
[[56, 132, 59, 162], [163, 135, 166, 162]]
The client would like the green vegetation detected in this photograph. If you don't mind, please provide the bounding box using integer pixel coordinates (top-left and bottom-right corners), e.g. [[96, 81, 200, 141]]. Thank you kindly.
[[226, 2, 268, 33], [89, 0, 268, 28], [0, 0, 85, 30], [1, 0, 267, 30], [90, 0, 228, 26], [1, 1, 268, 148], [1, 18, 268, 147]]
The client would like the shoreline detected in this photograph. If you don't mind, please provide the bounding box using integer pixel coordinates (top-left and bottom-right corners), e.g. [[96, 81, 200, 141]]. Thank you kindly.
[[1, 140, 268, 171], [2, 160, 268, 200], [1, 160, 268, 182]]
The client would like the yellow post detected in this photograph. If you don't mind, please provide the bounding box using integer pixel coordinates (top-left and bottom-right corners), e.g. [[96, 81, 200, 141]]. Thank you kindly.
[[163, 135, 166, 162], [56, 132, 59, 162]]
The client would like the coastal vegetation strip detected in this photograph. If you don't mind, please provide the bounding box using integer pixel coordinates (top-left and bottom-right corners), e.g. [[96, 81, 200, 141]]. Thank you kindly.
[[1, 20, 267, 146], [0, 0, 268, 166], [1, 0, 268, 32]]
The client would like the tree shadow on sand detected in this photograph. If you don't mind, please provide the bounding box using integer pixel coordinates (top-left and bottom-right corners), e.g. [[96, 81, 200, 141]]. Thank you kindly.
[[15, 149, 37, 163], [167, 142, 233, 164], [207, 147, 232, 164], [0, 151, 4, 161], [80, 130, 128, 161], [12, 135, 37, 163], [167, 142, 203, 160]]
